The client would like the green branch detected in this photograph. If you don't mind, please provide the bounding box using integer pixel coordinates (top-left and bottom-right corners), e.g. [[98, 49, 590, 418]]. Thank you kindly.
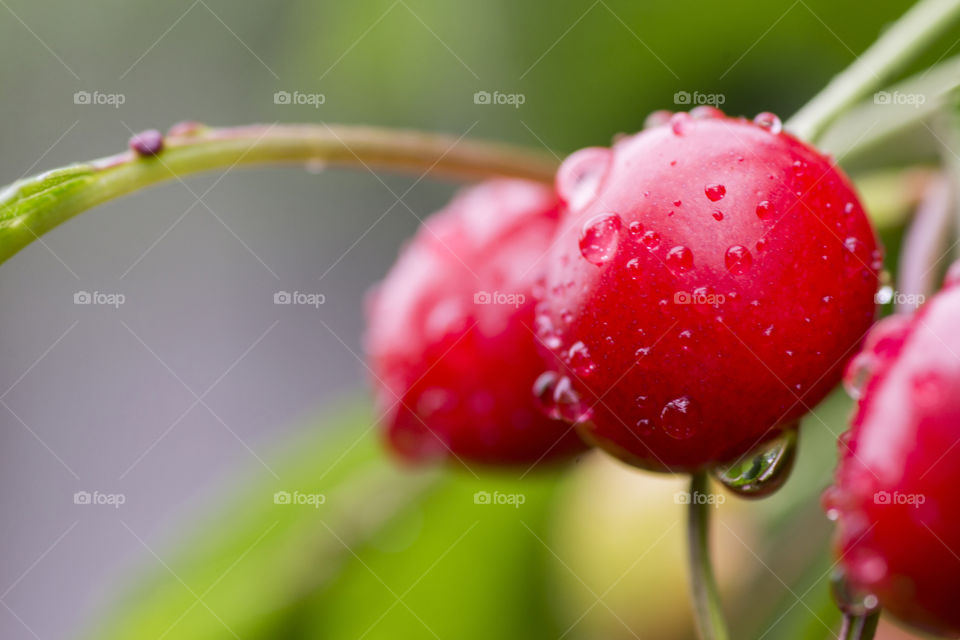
[[787, 0, 960, 143], [0, 123, 558, 266], [687, 472, 730, 640]]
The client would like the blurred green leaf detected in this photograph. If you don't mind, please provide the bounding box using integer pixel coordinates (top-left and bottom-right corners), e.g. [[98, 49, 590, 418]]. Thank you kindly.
[[88, 405, 567, 640]]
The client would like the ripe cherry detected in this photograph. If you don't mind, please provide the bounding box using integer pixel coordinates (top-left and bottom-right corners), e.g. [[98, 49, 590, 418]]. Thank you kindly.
[[825, 272, 960, 638], [366, 180, 587, 466], [535, 110, 879, 472]]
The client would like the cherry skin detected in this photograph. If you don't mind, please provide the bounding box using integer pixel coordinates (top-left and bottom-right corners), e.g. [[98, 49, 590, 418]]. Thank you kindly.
[[366, 179, 587, 467], [535, 110, 879, 472], [825, 272, 960, 638]]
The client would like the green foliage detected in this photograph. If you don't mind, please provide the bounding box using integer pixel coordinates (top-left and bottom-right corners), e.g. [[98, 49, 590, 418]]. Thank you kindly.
[[88, 406, 566, 640]]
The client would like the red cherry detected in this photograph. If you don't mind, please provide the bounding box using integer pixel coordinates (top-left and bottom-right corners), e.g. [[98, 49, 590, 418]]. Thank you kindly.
[[365, 180, 587, 466], [536, 110, 879, 472], [826, 275, 960, 637]]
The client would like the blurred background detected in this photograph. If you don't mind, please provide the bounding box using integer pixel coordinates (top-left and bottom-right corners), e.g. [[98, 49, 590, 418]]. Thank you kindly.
[[0, 0, 950, 638]]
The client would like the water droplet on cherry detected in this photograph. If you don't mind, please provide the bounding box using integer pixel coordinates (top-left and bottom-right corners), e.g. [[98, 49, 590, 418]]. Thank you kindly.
[[756, 200, 774, 220], [725, 245, 753, 274], [666, 245, 694, 272], [753, 112, 782, 134], [661, 396, 699, 440], [579, 213, 622, 266], [705, 183, 726, 202]]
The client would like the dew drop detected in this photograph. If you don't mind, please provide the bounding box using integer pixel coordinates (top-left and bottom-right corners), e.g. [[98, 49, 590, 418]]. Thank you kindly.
[[635, 418, 655, 435], [566, 341, 597, 376], [715, 425, 798, 498], [670, 112, 691, 136], [843, 352, 875, 400], [556, 147, 611, 211], [874, 285, 893, 305], [705, 183, 726, 202], [660, 396, 699, 440], [712, 210, 724, 221], [625, 257, 641, 277], [724, 245, 753, 275], [690, 105, 724, 119], [753, 112, 782, 134], [641, 230, 661, 251], [665, 245, 694, 272], [579, 213, 622, 266], [628, 220, 644, 236], [755, 200, 774, 220], [552, 376, 593, 423], [673, 199, 682, 207], [533, 371, 559, 416], [532, 372, 592, 423], [644, 110, 673, 129], [843, 202, 855, 215]]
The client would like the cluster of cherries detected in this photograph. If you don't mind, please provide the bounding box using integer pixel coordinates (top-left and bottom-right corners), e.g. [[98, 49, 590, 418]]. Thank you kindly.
[[365, 108, 960, 637]]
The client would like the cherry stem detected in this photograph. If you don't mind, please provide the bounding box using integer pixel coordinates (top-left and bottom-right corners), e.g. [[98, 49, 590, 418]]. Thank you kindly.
[[0, 123, 558, 266], [786, 0, 960, 144], [819, 54, 960, 160], [839, 610, 880, 640], [687, 472, 730, 640], [897, 172, 952, 311]]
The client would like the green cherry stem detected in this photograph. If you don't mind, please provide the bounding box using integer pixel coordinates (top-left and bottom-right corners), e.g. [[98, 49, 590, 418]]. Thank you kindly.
[[820, 53, 960, 160], [0, 123, 558, 266], [839, 611, 880, 640], [687, 472, 730, 640], [787, 0, 960, 144]]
